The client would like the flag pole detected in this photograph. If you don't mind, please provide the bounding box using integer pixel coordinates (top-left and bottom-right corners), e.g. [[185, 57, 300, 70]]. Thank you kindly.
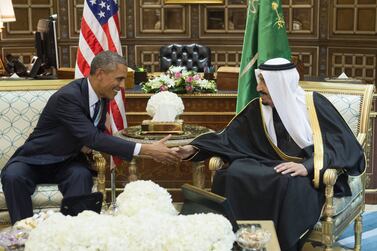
[[110, 168, 117, 211]]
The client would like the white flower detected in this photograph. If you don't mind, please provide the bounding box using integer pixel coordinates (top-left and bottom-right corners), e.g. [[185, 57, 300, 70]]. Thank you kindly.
[[168, 65, 187, 74], [146, 91, 184, 122], [24, 181, 235, 251], [157, 74, 176, 88], [196, 79, 216, 90], [147, 78, 163, 89], [116, 180, 178, 216]]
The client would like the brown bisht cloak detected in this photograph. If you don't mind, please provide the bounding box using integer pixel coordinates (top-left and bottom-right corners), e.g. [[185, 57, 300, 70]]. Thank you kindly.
[[190, 92, 365, 251]]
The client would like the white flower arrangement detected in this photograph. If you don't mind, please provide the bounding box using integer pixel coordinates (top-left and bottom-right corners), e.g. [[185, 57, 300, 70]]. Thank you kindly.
[[115, 180, 178, 216], [24, 181, 236, 251], [146, 91, 185, 122], [142, 66, 217, 94]]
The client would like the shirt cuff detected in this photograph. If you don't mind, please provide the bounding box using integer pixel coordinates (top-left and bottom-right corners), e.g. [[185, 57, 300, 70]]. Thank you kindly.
[[133, 143, 141, 156]]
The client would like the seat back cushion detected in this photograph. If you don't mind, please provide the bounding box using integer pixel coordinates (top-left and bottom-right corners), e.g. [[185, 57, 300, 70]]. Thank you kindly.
[[0, 90, 56, 169]]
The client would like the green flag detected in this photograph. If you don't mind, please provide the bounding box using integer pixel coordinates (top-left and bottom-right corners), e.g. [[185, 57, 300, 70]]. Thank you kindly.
[[236, 0, 291, 112]]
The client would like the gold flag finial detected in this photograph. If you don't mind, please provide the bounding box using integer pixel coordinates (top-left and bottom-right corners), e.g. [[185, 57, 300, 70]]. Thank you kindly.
[[272, 1, 285, 29]]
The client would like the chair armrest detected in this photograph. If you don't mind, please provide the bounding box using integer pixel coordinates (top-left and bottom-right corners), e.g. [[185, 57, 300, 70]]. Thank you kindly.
[[357, 133, 366, 148], [91, 151, 107, 205], [322, 168, 339, 217], [208, 157, 228, 184], [312, 133, 365, 189], [209, 157, 225, 171]]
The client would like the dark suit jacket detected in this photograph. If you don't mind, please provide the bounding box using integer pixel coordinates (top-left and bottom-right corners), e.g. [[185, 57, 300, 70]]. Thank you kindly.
[[5, 78, 135, 167]]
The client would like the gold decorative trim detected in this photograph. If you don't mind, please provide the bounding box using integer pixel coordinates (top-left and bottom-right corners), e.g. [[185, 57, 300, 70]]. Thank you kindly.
[[259, 98, 303, 162], [0, 79, 71, 91], [125, 93, 237, 98], [126, 112, 236, 116], [305, 92, 324, 189], [164, 0, 223, 4]]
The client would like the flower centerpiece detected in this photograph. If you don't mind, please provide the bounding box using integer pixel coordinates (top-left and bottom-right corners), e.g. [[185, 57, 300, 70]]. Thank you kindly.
[[22, 180, 235, 251], [142, 66, 217, 94]]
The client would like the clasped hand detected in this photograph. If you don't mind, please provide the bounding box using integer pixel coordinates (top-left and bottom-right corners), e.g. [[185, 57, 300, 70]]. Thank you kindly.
[[140, 135, 181, 165]]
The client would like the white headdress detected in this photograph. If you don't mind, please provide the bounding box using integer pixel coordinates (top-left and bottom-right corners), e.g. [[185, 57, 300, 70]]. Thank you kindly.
[[255, 58, 313, 149]]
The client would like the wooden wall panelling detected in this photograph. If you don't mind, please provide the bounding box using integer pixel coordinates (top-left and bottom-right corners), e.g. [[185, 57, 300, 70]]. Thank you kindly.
[[282, 0, 319, 38], [0, 47, 35, 64], [330, 0, 377, 37], [291, 46, 319, 77], [199, 0, 247, 38], [134, 0, 191, 38], [134, 45, 161, 71], [210, 45, 243, 70], [1, 0, 56, 40], [327, 47, 377, 83]]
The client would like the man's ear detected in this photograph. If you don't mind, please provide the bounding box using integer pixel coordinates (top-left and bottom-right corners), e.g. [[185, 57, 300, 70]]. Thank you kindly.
[[94, 68, 103, 80]]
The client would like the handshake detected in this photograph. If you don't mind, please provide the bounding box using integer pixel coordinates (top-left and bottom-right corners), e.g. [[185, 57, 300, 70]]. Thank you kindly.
[[140, 135, 197, 165]]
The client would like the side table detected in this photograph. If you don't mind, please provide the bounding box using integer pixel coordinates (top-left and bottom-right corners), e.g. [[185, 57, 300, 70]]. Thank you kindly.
[[115, 124, 212, 188]]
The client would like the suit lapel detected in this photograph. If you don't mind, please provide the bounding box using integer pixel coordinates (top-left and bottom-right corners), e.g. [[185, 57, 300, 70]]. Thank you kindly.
[[81, 78, 91, 119]]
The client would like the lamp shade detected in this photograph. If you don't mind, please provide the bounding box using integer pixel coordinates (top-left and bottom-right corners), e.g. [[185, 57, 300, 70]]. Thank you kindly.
[[0, 0, 16, 22]]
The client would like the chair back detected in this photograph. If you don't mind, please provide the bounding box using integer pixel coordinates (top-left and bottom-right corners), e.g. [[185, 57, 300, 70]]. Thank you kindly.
[[300, 81, 374, 139], [0, 80, 68, 169], [160, 44, 211, 72]]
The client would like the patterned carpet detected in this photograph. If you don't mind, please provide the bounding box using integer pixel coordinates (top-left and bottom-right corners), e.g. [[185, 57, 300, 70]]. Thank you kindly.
[[337, 211, 377, 251]]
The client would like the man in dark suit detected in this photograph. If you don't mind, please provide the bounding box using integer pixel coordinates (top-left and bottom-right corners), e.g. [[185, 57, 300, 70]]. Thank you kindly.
[[1, 51, 180, 224]]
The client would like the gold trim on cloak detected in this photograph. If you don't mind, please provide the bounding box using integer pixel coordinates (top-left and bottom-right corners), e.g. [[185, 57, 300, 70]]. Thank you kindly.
[[259, 98, 303, 162], [305, 92, 324, 189]]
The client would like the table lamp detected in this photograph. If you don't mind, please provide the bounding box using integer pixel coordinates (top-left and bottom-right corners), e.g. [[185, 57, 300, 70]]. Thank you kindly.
[[0, 0, 16, 32]]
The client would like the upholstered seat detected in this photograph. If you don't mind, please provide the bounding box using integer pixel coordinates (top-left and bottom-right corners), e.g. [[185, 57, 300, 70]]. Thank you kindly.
[[160, 44, 211, 72], [208, 81, 374, 251], [0, 81, 106, 224]]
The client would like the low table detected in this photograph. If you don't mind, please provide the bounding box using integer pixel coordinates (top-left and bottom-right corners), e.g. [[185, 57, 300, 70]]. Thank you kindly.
[[235, 220, 281, 251], [116, 124, 212, 188]]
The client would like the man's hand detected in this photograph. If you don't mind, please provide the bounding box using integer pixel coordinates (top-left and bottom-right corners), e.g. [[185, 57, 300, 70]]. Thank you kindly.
[[140, 134, 181, 165], [81, 146, 93, 154], [171, 145, 197, 160], [274, 162, 308, 177]]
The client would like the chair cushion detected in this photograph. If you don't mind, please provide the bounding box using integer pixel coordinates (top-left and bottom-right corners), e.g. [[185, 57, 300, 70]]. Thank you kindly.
[[321, 93, 361, 137], [332, 175, 363, 216], [0, 90, 56, 169], [0, 182, 63, 210]]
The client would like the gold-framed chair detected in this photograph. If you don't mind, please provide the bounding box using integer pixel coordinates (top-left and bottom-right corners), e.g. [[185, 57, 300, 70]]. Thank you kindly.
[[0, 80, 106, 224], [208, 81, 375, 251]]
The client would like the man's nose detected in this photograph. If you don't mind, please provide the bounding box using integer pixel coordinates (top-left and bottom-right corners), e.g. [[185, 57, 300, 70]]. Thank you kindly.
[[256, 83, 262, 92]]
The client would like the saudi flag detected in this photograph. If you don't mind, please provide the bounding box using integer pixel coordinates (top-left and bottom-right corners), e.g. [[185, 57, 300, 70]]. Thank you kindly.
[[236, 0, 291, 112]]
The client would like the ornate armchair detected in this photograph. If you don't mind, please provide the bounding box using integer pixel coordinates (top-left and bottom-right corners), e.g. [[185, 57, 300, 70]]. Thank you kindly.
[[0, 80, 106, 224], [208, 81, 374, 251], [159, 43, 211, 72]]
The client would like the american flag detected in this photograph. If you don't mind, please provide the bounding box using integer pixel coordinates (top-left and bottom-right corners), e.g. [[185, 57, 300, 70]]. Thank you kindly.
[[75, 0, 127, 168]]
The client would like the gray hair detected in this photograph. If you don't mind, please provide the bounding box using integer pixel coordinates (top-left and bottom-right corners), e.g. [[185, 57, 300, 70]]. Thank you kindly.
[[90, 51, 127, 75]]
